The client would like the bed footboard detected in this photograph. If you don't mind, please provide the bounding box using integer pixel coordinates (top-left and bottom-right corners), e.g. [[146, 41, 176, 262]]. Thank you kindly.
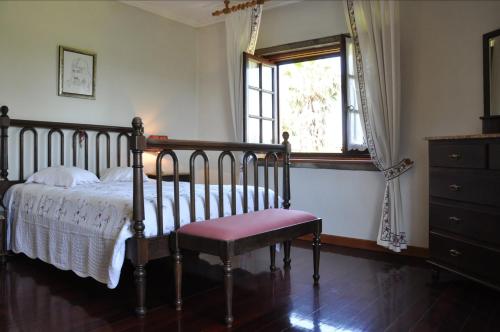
[[0, 106, 11, 263], [145, 131, 292, 223], [128, 117, 291, 316]]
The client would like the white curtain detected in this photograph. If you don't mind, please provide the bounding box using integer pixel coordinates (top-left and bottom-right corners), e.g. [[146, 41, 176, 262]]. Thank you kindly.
[[345, 0, 413, 252], [225, 5, 263, 142]]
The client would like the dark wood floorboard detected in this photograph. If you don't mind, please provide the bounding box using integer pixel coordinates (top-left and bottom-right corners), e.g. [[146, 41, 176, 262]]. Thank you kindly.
[[1, 241, 499, 331]]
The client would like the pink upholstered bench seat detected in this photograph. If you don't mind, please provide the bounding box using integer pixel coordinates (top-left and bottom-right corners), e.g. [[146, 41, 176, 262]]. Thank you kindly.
[[177, 209, 317, 241]]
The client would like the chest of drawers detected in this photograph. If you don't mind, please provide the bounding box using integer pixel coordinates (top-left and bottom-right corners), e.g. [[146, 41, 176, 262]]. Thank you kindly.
[[428, 135, 500, 290]]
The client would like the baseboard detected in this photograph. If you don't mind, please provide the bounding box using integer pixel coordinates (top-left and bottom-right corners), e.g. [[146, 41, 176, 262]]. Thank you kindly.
[[297, 234, 429, 258]]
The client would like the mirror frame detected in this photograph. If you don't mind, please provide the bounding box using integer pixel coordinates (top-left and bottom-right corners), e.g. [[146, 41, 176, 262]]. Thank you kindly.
[[482, 28, 500, 133]]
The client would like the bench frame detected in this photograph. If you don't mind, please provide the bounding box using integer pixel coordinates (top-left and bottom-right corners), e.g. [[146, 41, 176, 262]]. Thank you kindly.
[[175, 212, 322, 327]]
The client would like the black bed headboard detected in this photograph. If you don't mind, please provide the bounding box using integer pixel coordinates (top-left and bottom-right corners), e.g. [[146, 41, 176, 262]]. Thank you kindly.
[[0, 105, 133, 181]]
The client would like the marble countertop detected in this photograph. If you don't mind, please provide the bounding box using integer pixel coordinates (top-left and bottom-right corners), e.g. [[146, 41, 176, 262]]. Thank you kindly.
[[425, 133, 500, 140]]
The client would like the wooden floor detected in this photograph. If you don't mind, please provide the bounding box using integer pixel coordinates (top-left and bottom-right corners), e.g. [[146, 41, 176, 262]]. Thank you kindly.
[[1, 242, 500, 332]]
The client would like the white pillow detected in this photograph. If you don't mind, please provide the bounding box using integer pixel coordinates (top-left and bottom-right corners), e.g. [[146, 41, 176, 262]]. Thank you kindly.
[[100, 167, 150, 183], [26, 166, 100, 187]]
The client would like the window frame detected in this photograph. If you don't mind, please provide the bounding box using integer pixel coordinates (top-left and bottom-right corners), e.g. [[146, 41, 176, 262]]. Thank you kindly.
[[276, 46, 350, 157], [249, 34, 373, 169], [243, 52, 278, 144]]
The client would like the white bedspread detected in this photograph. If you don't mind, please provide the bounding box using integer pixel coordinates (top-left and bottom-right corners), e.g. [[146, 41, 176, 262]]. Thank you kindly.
[[4, 181, 279, 288]]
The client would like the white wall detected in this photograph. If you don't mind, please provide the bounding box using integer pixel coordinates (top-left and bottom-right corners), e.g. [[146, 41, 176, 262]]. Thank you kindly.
[[256, 1, 385, 241], [0, 0, 198, 138], [195, 1, 385, 242], [3, 0, 500, 247], [195, 0, 500, 248], [0, 0, 199, 178], [196, 22, 234, 141], [257, 0, 348, 48], [399, 0, 500, 248]]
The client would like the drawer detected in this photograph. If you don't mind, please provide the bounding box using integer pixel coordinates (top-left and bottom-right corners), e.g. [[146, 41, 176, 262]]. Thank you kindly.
[[430, 202, 500, 246], [489, 143, 500, 169], [429, 142, 486, 169], [430, 233, 500, 283], [429, 168, 500, 206]]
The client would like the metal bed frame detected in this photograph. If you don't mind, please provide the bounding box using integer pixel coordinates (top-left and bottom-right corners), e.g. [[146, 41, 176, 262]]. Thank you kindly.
[[0, 105, 291, 315]]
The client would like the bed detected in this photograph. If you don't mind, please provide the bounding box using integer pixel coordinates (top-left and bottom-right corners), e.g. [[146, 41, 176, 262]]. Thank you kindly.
[[0, 105, 291, 315], [4, 181, 278, 288]]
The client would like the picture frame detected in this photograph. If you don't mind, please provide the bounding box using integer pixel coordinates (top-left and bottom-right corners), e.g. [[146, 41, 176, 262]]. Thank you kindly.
[[58, 46, 96, 99]]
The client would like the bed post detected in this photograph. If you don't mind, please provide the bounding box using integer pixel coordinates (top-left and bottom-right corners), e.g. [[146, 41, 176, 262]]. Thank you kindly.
[[0, 106, 9, 181], [282, 131, 291, 210], [0, 106, 10, 265], [282, 132, 292, 267], [130, 117, 148, 316]]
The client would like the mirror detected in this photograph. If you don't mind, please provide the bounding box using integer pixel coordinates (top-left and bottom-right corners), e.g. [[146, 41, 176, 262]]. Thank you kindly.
[[486, 30, 500, 116], [483, 28, 500, 133]]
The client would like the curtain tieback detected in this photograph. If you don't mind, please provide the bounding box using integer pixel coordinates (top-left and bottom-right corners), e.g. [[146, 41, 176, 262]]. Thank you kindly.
[[382, 158, 414, 181]]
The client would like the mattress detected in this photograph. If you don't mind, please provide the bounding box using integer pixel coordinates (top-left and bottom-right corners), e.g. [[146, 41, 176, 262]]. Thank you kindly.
[[4, 181, 279, 288]]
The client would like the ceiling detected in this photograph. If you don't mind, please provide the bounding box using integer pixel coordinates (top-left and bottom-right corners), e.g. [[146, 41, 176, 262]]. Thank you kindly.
[[121, 1, 302, 28]]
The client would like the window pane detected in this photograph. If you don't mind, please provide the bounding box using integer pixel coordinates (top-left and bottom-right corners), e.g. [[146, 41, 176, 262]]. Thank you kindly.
[[346, 37, 367, 151], [262, 120, 274, 144], [347, 77, 366, 151], [346, 37, 355, 77], [248, 89, 260, 116], [262, 92, 273, 118], [247, 60, 259, 88], [247, 117, 260, 143], [279, 56, 343, 153], [262, 65, 273, 91]]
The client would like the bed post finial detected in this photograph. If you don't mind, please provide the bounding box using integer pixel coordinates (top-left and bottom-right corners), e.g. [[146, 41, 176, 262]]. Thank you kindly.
[[0, 106, 8, 116], [282, 131, 291, 209], [130, 116, 148, 316], [0, 106, 10, 181], [132, 117, 144, 136]]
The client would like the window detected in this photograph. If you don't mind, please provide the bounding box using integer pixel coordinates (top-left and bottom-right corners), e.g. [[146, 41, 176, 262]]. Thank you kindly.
[[244, 34, 368, 159], [243, 53, 277, 144], [279, 56, 342, 153]]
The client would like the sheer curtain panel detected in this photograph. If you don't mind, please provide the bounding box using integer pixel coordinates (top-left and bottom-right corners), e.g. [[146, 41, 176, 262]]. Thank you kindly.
[[225, 6, 262, 142], [346, 0, 413, 252]]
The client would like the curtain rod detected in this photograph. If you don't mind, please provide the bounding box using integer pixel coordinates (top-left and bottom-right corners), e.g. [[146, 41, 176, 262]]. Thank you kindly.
[[212, 0, 268, 16]]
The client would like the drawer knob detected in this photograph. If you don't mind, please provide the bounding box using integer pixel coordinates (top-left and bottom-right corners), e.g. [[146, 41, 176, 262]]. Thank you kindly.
[[448, 216, 461, 223], [449, 184, 462, 192], [449, 249, 462, 257], [448, 153, 461, 160]]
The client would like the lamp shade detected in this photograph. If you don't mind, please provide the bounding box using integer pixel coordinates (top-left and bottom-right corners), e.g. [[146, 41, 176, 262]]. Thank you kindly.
[[143, 151, 174, 176]]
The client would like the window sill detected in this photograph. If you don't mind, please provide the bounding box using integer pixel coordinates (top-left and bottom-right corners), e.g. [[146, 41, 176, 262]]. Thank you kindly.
[[258, 156, 378, 171], [289, 157, 377, 171]]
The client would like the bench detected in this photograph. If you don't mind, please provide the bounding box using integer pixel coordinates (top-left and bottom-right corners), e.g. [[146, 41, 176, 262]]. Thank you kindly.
[[173, 208, 322, 327]]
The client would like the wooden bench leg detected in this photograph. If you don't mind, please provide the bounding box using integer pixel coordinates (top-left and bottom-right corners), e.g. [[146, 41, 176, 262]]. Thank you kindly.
[[134, 264, 147, 316], [313, 230, 321, 286], [222, 258, 234, 327], [174, 250, 182, 311], [269, 245, 276, 271], [283, 240, 291, 268]]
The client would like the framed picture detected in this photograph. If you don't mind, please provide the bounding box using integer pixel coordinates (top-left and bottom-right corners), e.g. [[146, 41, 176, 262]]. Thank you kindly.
[[58, 46, 96, 99]]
